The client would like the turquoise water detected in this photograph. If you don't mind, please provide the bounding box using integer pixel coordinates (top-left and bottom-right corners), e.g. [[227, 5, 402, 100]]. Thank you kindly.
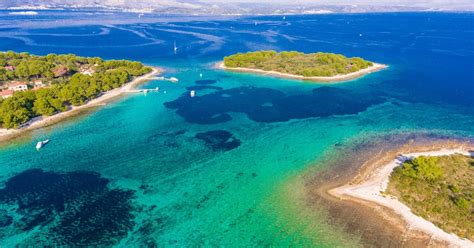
[[0, 12, 473, 246]]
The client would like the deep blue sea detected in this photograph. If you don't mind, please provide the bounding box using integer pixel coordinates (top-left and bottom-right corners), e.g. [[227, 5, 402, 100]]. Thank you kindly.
[[0, 10, 473, 246]]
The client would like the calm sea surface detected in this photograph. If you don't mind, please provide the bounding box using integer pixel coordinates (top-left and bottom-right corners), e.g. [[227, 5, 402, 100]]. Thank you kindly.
[[0, 11, 473, 246]]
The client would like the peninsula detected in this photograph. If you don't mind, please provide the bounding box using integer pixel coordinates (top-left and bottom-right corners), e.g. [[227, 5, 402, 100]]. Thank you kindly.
[[219, 50, 387, 82], [386, 153, 473, 240], [330, 147, 474, 247], [0, 51, 159, 140]]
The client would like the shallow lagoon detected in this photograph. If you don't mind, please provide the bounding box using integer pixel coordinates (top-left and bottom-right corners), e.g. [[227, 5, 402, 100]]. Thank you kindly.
[[0, 11, 473, 246]]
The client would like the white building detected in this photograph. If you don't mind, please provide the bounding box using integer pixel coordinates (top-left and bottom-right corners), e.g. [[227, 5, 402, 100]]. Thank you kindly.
[[33, 80, 45, 88], [8, 81, 28, 91]]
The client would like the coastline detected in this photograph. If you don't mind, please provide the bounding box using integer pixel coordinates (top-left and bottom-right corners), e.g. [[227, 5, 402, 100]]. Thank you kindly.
[[216, 62, 388, 83], [328, 145, 474, 247], [0, 67, 161, 143], [300, 134, 474, 247]]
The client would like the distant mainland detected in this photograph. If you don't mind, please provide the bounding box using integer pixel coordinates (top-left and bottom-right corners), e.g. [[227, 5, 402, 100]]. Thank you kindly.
[[219, 50, 387, 82]]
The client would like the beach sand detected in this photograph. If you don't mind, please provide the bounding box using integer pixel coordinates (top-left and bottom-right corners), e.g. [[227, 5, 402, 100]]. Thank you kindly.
[[330, 148, 474, 247], [216, 62, 388, 83], [0, 67, 161, 143], [301, 134, 474, 247]]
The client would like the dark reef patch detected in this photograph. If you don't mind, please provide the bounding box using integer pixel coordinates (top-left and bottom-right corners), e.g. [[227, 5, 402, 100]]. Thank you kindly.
[[195, 79, 217, 85], [195, 130, 241, 152], [164, 86, 384, 124], [0, 169, 135, 246], [186, 85, 223, 91], [0, 211, 13, 227]]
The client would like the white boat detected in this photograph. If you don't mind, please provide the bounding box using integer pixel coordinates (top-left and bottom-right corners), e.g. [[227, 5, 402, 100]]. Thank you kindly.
[[199, 73, 203, 78], [36, 139, 50, 150], [190, 90, 196, 97], [169, 77, 179, 83], [173, 41, 178, 54], [283, 16, 286, 20]]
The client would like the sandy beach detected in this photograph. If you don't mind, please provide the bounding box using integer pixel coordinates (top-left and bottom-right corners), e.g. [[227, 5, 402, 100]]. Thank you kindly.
[[329, 147, 474, 247], [0, 67, 161, 143], [299, 134, 474, 247], [216, 62, 388, 82]]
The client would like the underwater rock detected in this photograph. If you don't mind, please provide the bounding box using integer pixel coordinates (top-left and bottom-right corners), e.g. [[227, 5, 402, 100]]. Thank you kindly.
[[195, 130, 241, 152], [0, 169, 135, 246], [195, 79, 217, 85], [0, 211, 13, 227]]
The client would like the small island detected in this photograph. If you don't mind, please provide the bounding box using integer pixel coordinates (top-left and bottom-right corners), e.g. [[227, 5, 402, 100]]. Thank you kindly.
[[0, 51, 158, 132], [220, 50, 387, 82]]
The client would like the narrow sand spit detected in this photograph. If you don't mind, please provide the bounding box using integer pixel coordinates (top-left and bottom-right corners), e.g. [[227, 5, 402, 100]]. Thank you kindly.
[[330, 148, 474, 247]]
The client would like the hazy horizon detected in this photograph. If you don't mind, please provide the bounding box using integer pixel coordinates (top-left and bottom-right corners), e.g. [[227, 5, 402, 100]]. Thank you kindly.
[[2, 0, 473, 12]]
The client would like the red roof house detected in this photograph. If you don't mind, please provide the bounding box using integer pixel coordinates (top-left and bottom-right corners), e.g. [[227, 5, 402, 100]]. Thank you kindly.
[[52, 65, 69, 77], [0, 89, 14, 98]]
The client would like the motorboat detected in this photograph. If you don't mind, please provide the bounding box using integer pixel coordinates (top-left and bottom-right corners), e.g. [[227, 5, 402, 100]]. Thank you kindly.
[[169, 77, 179, 83], [36, 139, 50, 150]]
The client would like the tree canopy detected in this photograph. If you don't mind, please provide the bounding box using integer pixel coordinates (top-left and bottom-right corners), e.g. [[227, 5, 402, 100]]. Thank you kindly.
[[387, 154, 473, 239], [0, 51, 151, 128], [223, 50, 373, 77]]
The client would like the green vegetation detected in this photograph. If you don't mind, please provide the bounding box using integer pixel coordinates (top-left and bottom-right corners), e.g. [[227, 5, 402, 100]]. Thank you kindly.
[[386, 154, 473, 239], [223, 50, 374, 77], [0, 51, 151, 128]]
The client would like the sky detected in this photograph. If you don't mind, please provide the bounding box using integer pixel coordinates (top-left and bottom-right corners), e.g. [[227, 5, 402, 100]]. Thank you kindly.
[[203, 0, 468, 4], [202, 0, 473, 8], [3, 0, 473, 11]]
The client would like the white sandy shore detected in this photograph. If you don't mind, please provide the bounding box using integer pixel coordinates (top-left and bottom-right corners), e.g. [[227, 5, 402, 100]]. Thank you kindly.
[[0, 67, 161, 142], [330, 148, 474, 247], [217, 62, 388, 82]]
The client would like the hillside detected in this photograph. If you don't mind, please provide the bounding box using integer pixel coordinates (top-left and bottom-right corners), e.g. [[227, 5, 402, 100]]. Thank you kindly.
[[0, 51, 151, 128]]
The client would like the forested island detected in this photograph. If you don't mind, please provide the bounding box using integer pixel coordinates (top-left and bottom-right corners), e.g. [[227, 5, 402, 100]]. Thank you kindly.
[[221, 50, 386, 82], [387, 154, 473, 240], [0, 51, 152, 129]]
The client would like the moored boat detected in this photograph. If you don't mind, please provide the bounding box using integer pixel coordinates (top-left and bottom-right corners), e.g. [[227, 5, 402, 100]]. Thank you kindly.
[[169, 77, 179, 83], [36, 139, 50, 150]]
